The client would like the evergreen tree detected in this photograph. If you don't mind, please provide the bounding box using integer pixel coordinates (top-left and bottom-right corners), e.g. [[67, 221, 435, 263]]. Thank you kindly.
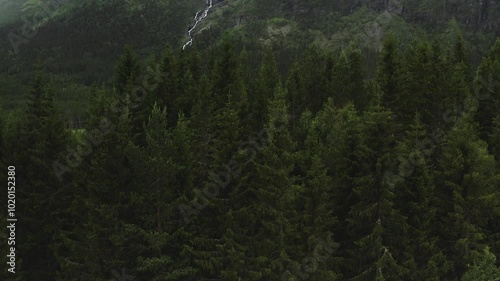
[[301, 46, 327, 113], [461, 247, 500, 281], [331, 47, 366, 110], [228, 82, 297, 280], [298, 152, 341, 281], [490, 114, 500, 165], [114, 45, 141, 96], [304, 99, 363, 274], [154, 46, 179, 125], [4, 73, 70, 281], [59, 85, 136, 280], [376, 34, 402, 113], [126, 104, 196, 280], [400, 40, 432, 126], [435, 113, 500, 279], [114, 46, 147, 145], [285, 61, 307, 133], [393, 114, 450, 280], [251, 45, 280, 131], [346, 104, 409, 281], [474, 38, 500, 143]]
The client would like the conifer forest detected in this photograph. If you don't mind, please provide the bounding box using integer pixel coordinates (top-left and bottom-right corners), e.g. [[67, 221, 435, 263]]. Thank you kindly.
[[0, 0, 499, 280]]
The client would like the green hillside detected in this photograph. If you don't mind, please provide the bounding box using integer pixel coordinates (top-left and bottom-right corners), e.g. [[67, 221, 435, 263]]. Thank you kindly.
[[0, 1, 500, 281], [0, 1, 498, 111]]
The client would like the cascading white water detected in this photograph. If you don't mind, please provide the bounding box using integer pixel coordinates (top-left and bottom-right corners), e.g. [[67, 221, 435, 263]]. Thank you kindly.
[[182, 0, 213, 50]]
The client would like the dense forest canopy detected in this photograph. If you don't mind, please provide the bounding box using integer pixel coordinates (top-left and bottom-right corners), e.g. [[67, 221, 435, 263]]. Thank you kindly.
[[0, 0, 499, 280]]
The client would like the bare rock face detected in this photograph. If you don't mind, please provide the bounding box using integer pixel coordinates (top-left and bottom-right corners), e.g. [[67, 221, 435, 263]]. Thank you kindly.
[[388, 0, 402, 14]]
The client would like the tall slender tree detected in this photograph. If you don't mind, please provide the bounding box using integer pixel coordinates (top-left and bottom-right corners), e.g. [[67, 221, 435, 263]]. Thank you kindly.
[[346, 104, 409, 281], [435, 113, 500, 279], [4, 73, 70, 281]]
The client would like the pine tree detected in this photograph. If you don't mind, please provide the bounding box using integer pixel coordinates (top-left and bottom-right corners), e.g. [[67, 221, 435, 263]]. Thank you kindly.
[[331, 47, 366, 110], [474, 38, 500, 143], [299, 153, 341, 281], [376, 34, 402, 113], [299, 46, 326, 113], [400, 40, 432, 126], [346, 104, 409, 281], [58, 85, 136, 280], [228, 82, 297, 280], [461, 247, 500, 281], [154, 46, 179, 125], [186, 47, 248, 279], [4, 73, 70, 281], [251, 45, 280, 131], [125, 104, 196, 280], [286, 61, 307, 134], [301, 99, 362, 276], [115, 45, 141, 95], [114, 46, 147, 145], [449, 34, 472, 85], [490, 114, 500, 165], [393, 114, 450, 280], [435, 113, 500, 279]]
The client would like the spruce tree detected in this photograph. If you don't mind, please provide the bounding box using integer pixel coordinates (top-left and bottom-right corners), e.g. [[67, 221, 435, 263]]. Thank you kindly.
[[299, 152, 341, 281], [5, 73, 70, 281], [126, 104, 196, 280], [299, 46, 326, 113], [228, 82, 297, 280], [331, 47, 366, 110], [286, 61, 307, 134], [251, 45, 280, 131], [346, 104, 409, 281], [154, 46, 179, 125], [394, 114, 450, 280], [376, 34, 402, 113], [435, 113, 500, 279], [310, 99, 360, 251], [114, 46, 147, 145], [474, 38, 500, 143], [61, 85, 136, 280], [461, 247, 500, 281]]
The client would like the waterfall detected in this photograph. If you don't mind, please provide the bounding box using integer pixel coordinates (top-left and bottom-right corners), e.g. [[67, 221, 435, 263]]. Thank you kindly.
[[182, 0, 214, 50]]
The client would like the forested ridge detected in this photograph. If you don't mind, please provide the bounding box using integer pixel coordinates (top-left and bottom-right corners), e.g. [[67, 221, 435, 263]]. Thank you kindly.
[[1, 0, 500, 280], [1, 32, 500, 280], [1, 0, 500, 122]]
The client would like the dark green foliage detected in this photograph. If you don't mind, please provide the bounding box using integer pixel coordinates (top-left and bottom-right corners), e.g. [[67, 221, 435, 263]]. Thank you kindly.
[[250, 46, 280, 130], [393, 114, 450, 280], [474, 39, 500, 144], [345, 105, 409, 280], [332, 48, 367, 110], [3, 34, 500, 281], [376, 34, 403, 113], [462, 247, 500, 281], [435, 113, 500, 279], [3, 73, 70, 281]]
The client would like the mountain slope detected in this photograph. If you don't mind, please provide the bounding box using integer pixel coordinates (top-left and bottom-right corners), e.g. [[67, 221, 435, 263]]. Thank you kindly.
[[0, 0, 498, 117]]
